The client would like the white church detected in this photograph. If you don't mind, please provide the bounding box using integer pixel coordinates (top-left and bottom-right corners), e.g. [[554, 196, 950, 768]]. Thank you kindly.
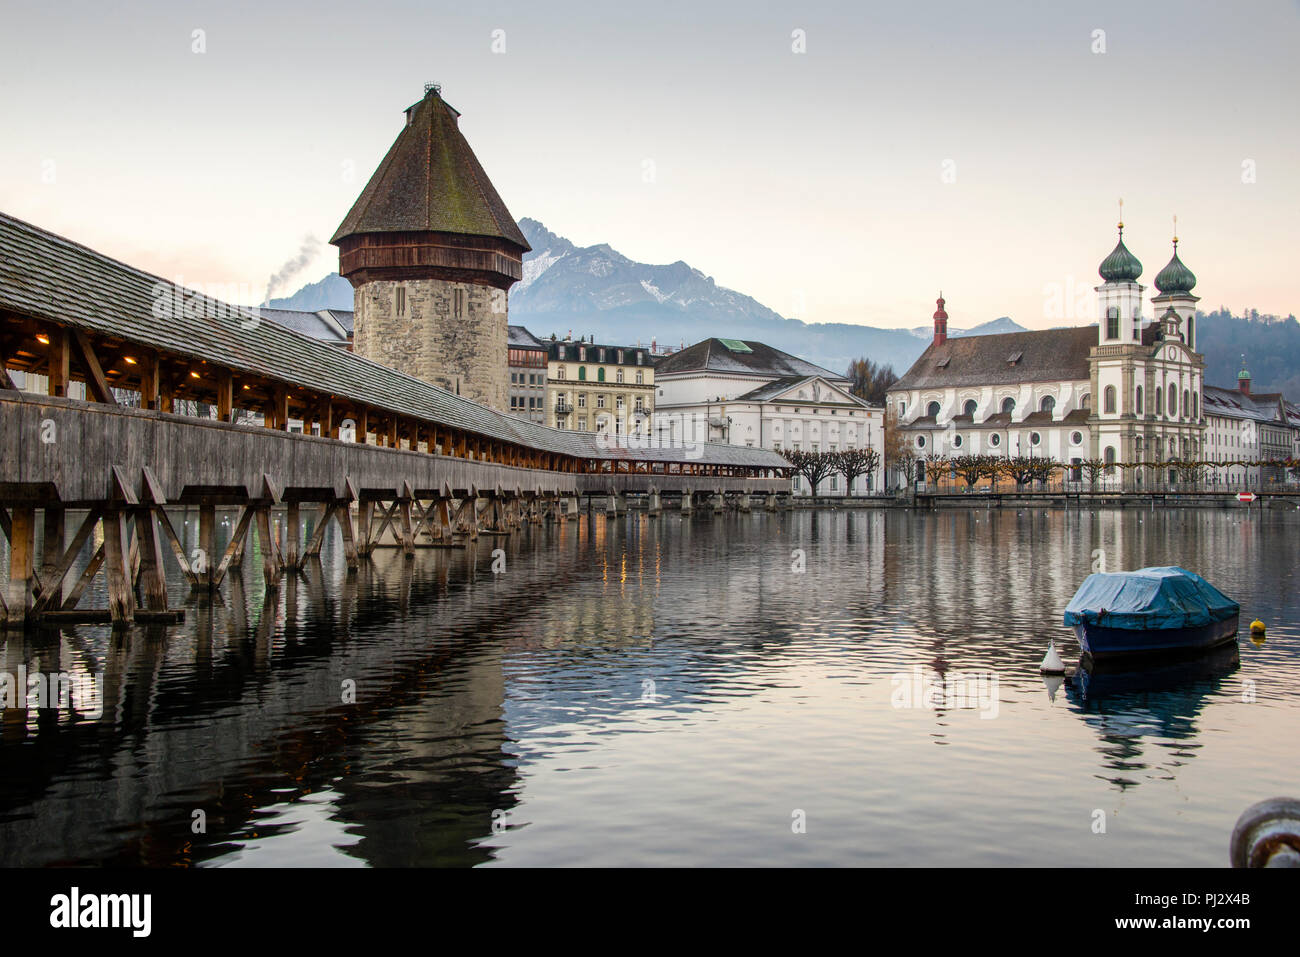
[[886, 218, 1206, 490]]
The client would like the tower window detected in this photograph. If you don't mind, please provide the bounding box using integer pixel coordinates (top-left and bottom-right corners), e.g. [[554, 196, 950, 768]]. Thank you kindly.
[[395, 286, 407, 317], [1136, 386, 1143, 414], [1106, 307, 1119, 340], [454, 288, 465, 319], [1104, 386, 1116, 414]]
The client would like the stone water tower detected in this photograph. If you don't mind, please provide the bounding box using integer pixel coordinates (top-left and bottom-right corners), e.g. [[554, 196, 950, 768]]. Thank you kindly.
[[331, 85, 530, 409]]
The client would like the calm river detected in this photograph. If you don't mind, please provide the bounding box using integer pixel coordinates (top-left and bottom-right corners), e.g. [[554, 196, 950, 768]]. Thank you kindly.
[[1, 506, 1297, 866]]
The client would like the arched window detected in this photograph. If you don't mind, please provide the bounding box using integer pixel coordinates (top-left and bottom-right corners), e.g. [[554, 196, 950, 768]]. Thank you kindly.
[[578, 367, 587, 381], [1192, 392, 1198, 418], [1155, 387, 1163, 415], [1104, 446, 1115, 473], [598, 367, 606, 382], [963, 399, 977, 416], [1040, 396, 1055, 414], [1187, 315, 1194, 347], [1135, 386, 1143, 414], [1183, 389, 1189, 418], [927, 401, 941, 417], [1080, 393, 1091, 410], [1001, 397, 1016, 414], [1104, 386, 1116, 414], [1168, 383, 1176, 417]]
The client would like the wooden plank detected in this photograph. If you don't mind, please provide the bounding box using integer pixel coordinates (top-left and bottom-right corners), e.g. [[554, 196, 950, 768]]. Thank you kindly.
[[153, 505, 198, 586], [31, 506, 100, 615], [211, 504, 255, 588], [61, 542, 104, 611], [303, 503, 336, 556]]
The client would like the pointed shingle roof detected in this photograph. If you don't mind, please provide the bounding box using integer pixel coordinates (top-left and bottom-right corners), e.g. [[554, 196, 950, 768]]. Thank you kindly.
[[331, 89, 529, 250]]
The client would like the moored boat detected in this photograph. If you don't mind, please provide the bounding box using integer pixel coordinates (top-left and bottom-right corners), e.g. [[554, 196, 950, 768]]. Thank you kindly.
[[1063, 566, 1240, 659]]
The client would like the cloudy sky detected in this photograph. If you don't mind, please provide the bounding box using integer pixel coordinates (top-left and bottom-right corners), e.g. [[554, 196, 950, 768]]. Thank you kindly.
[[2, 0, 1296, 330]]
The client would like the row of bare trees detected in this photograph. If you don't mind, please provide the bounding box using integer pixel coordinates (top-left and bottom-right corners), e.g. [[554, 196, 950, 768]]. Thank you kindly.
[[782, 448, 882, 495], [900, 453, 1300, 491]]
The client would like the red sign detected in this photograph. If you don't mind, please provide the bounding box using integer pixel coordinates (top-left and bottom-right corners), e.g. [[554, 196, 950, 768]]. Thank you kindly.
[[1238, 492, 1257, 503]]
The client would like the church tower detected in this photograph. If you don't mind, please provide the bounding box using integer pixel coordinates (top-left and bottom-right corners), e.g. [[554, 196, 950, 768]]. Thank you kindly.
[[1151, 223, 1199, 351], [331, 85, 530, 409], [1095, 208, 1144, 344]]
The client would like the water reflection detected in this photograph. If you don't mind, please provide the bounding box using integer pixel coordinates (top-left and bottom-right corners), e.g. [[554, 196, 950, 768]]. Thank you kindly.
[[0, 506, 1296, 866]]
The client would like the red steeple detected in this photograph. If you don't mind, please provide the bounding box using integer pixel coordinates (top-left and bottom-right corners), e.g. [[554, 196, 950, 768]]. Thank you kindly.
[[933, 293, 948, 346]]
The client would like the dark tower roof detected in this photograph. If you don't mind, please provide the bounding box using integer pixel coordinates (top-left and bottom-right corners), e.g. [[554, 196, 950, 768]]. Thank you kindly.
[[331, 87, 529, 250]]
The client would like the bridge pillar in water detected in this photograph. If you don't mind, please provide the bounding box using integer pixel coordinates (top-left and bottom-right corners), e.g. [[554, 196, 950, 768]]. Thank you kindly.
[[646, 488, 661, 517], [680, 489, 693, 514], [764, 493, 777, 512], [606, 490, 624, 519], [711, 491, 724, 514], [737, 493, 751, 513]]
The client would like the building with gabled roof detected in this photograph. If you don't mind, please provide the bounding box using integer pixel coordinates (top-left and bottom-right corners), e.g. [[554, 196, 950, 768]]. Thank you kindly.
[[653, 338, 883, 495], [887, 220, 1210, 490], [331, 85, 530, 410]]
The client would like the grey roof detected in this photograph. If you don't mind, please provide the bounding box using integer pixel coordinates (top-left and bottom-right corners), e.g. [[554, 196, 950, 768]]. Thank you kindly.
[[733, 374, 869, 406], [548, 339, 652, 366], [655, 338, 847, 380], [0, 210, 784, 471], [260, 307, 351, 345], [890, 326, 1096, 391], [1203, 384, 1289, 424], [330, 89, 529, 250], [508, 325, 547, 350]]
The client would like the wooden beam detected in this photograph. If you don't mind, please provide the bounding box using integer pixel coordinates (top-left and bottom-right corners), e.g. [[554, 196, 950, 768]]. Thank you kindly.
[[217, 370, 233, 422], [73, 330, 117, 405], [141, 351, 160, 409], [48, 329, 70, 397]]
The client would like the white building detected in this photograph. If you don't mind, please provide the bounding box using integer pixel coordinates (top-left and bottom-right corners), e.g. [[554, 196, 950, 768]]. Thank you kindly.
[[652, 338, 885, 495], [1203, 370, 1300, 487], [887, 222, 1211, 490]]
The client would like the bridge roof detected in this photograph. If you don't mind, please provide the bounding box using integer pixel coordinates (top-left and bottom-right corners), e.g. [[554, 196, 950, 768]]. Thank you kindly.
[[0, 211, 785, 471]]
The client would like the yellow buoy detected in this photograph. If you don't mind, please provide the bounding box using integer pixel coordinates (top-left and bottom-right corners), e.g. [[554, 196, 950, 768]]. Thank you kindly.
[[1250, 619, 1265, 634]]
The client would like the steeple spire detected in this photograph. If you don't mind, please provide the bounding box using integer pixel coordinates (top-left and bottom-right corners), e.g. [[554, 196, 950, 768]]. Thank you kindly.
[[932, 292, 948, 347]]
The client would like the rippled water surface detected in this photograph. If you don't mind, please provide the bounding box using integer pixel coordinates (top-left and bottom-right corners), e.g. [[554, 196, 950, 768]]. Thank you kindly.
[[2, 507, 1297, 866]]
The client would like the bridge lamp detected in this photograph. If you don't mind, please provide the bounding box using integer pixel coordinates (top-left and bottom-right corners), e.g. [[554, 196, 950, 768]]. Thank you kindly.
[[36, 334, 49, 344], [190, 370, 201, 379]]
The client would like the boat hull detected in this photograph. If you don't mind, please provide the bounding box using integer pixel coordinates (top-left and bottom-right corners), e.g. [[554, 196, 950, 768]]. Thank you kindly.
[[1074, 614, 1239, 659]]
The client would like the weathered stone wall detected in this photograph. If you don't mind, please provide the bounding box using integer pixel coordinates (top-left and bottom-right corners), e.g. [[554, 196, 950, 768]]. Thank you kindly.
[[353, 278, 508, 410]]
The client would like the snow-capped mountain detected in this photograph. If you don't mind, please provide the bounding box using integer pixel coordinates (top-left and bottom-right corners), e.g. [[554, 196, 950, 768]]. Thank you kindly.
[[511, 218, 786, 325]]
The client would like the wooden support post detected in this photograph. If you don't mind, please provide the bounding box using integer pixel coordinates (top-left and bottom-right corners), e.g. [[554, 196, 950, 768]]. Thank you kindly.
[[134, 508, 169, 610], [4, 506, 35, 627], [48, 329, 70, 397], [198, 502, 216, 590], [61, 543, 104, 612], [358, 408, 369, 444], [141, 352, 160, 409], [31, 507, 101, 616], [357, 501, 374, 556], [337, 504, 360, 570], [152, 505, 198, 586], [284, 501, 301, 571], [398, 500, 415, 557], [217, 370, 233, 423], [101, 509, 135, 623], [40, 505, 65, 609], [158, 366, 174, 413], [255, 505, 282, 588]]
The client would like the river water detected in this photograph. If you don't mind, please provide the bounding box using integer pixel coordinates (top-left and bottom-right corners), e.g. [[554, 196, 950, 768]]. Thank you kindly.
[[1, 506, 1297, 866]]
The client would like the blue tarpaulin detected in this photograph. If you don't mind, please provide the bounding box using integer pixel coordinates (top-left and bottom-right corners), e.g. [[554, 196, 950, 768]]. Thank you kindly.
[[1063, 566, 1240, 631]]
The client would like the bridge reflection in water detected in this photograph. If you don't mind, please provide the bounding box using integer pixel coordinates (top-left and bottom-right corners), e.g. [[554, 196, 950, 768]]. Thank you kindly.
[[0, 508, 1296, 867]]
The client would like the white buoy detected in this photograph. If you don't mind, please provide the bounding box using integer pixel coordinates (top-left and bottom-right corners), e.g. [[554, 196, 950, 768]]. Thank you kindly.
[[1040, 639, 1065, 674]]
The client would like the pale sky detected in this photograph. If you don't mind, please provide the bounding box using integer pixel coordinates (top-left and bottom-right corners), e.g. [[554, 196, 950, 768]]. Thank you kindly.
[[2, 0, 1296, 330]]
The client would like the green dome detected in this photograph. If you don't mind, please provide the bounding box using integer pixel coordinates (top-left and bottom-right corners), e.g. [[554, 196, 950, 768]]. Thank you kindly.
[[1154, 243, 1197, 294], [1099, 229, 1143, 282]]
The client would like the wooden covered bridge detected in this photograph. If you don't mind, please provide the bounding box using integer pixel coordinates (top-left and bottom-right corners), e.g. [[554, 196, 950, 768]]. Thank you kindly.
[[0, 212, 792, 628]]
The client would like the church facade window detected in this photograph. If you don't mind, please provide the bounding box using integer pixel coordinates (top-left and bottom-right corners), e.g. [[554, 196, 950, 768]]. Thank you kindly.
[[1104, 386, 1116, 414]]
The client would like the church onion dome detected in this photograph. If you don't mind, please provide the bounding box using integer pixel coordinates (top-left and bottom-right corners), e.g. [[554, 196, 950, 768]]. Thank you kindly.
[[1098, 225, 1143, 282], [1154, 240, 1197, 294]]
